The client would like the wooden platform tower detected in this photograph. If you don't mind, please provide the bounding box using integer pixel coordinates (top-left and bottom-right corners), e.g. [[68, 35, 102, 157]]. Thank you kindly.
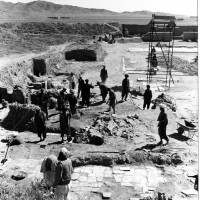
[[147, 14, 176, 88]]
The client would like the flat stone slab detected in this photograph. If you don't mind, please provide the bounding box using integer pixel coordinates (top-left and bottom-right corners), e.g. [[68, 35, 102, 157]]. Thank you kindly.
[[121, 182, 134, 187], [78, 175, 87, 182], [71, 173, 79, 180], [113, 170, 125, 174], [181, 189, 198, 195], [102, 192, 112, 199], [120, 167, 131, 171]]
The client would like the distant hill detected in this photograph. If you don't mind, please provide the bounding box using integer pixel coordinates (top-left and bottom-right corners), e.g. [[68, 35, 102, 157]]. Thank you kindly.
[[0, 0, 184, 20]]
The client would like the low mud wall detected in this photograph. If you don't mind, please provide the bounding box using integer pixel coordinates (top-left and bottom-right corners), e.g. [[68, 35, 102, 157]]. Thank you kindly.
[[122, 24, 198, 37]]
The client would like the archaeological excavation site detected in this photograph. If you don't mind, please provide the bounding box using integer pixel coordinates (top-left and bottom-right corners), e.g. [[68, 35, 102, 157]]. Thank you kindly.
[[0, 2, 198, 200]]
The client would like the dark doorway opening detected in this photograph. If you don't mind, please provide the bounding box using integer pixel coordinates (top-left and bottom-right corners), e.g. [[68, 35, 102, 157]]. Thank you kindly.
[[33, 59, 47, 76], [65, 49, 97, 61]]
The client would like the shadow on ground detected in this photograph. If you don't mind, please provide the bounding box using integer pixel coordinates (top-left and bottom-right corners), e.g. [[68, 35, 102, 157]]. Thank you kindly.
[[168, 133, 190, 141]]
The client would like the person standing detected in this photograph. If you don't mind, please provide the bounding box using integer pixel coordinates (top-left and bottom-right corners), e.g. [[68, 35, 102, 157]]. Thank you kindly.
[[107, 88, 116, 114], [60, 103, 71, 143], [143, 85, 152, 110], [68, 72, 76, 90], [122, 74, 130, 101], [34, 108, 47, 141], [68, 90, 78, 115], [82, 79, 94, 107], [157, 105, 169, 145], [40, 155, 58, 190], [57, 88, 67, 111], [54, 148, 73, 200], [77, 76, 84, 98], [37, 88, 49, 120], [100, 65, 108, 83], [97, 82, 108, 102]]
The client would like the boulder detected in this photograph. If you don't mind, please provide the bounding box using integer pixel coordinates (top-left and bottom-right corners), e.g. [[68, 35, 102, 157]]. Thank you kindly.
[[88, 129, 104, 145], [107, 121, 117, 135]]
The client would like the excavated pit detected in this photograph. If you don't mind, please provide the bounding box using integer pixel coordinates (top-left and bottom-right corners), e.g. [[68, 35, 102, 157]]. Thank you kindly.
[[33, 59, 47, 77], [65, 49, 97, 61]]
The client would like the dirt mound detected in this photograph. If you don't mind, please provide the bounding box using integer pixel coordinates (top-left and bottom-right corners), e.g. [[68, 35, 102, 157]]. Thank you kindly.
[[157, 56, 198, 75], [152, 93, 176, 112], [2, 103, 39, 131], [91, 114, 142, 140], [13, 22, 117, 35]]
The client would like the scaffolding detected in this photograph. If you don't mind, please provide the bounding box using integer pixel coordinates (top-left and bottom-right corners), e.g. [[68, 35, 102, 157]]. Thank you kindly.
[[147, 14, 176, 88]]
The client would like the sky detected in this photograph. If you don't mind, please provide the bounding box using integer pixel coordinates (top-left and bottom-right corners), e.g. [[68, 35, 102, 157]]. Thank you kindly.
[[1, 0, 198, 16]]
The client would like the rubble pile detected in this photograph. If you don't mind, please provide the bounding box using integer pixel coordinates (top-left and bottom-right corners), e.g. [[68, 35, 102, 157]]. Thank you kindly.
[[152, 93, 176, 112], [91, 114, 140, 140]]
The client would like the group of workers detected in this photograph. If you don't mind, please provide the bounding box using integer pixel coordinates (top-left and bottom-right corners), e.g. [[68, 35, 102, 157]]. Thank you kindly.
[[36, 63, 170, 200], [33, 64, 169, 146]]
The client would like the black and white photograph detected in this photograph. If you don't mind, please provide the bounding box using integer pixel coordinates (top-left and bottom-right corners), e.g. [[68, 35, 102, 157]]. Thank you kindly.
[[0, 0, 198, 199]]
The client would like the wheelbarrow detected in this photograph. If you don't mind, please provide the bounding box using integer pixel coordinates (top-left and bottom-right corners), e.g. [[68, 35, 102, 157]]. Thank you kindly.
[[177, 120, 197, 138]]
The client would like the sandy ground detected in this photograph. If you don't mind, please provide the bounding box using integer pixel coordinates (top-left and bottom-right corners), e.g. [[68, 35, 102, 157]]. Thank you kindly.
[[0, 40, 198, 200]]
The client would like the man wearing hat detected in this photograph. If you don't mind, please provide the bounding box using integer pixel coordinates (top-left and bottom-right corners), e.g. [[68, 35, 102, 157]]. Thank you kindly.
[[81, 79, 94, 107], [57, 88, 67, 111], [77, 76, 84, 98], [143, 85, 152, 110], [157, 104, 169, 145], [54, 148, 73, 200], [122, 74, 130, 101], [100, 65, 108, 83], [59, 102, 71, 143]]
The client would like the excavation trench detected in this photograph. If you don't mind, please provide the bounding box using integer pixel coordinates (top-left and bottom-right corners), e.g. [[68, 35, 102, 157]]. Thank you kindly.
[[65, 49, 97, 61]]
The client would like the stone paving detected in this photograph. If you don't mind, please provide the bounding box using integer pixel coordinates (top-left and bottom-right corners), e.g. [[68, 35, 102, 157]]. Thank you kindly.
[[69, 165, 166, 194], [1, 156, 166, 196]]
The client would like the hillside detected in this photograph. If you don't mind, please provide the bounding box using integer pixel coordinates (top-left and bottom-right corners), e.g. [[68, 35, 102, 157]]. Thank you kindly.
[[0, 0, 182, 20]]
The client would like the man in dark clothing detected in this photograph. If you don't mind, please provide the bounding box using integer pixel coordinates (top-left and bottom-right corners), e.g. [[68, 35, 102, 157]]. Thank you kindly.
[[82, 79, 94, 107], [100, 65, 108, 83], [68, 90, 77, 115], [143, 85, 152, 110], [122, 74, 130, 101], [60, 103, 71, 143], [107, 88, 116, 114], [54, 148, 73, 200], [77, 76, 84, 98], [97, 82, 108, 102], [37, 88, 49, 120], [34, 109, 47, 141], [57, 88, 67, 111], [157, 105, 169, 145]]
